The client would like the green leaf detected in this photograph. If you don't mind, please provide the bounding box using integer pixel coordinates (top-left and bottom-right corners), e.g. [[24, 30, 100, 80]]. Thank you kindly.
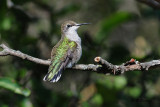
[[125, 86, 142, 98], [81, 102, 90, 107], [19, 98, 33, 107], [114, 76, 127, 90], [91, 94, 103, 106], [1, 18, 12, 30], [0, 77, 31, 97], [97, 76, 127, 90], [95, 12, 133, 43]]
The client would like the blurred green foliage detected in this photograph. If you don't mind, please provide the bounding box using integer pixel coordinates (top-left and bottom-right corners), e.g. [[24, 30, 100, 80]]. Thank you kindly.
[[0, 77, 30, 97], [0, 0, 160, 107], [95, 12, 133, 43]]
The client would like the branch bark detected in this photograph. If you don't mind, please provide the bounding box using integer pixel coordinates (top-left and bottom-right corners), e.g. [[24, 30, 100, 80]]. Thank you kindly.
[[137, 0, 160, 9], [0, 44, 50, 65], [1, 44, 160, 75]]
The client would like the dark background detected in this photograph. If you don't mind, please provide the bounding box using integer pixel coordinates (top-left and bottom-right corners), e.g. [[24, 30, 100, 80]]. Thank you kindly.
[[0, 0, 160, 107]]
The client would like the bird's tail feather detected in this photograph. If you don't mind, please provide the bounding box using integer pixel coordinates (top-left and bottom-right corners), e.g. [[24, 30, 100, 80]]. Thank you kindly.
[[43, 62, 64, 82]]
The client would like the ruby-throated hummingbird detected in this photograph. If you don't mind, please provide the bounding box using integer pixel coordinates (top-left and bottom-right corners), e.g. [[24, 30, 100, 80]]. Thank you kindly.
[[43, 20, 90, 82]]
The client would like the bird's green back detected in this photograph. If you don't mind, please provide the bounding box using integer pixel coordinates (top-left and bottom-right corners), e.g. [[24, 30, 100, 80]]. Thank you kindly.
[[44, 37, 77, 81]]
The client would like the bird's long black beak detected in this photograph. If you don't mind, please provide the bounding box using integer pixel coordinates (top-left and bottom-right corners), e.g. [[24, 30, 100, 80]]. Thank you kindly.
[[76, 23, 91, 26]]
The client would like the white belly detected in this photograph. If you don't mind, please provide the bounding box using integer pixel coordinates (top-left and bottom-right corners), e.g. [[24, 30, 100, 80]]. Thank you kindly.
[[66, 43, 82, 68]]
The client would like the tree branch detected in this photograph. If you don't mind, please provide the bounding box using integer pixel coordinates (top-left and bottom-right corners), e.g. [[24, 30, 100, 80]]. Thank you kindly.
[[94, 56, 160, 75], [1, 44, 160, 75], [0, 44, 50, 65], [137, 0, 160, 9]]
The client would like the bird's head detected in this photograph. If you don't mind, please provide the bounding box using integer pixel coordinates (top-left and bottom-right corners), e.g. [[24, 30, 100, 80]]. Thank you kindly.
[[61, 20, 90, 34]]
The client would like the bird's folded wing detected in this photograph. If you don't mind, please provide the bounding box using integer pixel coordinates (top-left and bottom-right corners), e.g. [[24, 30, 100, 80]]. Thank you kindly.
[[43, 41, 77, 82]]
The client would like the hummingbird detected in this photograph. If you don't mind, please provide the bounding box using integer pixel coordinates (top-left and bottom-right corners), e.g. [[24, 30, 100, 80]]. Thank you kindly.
[[43, 20, 90, 82]]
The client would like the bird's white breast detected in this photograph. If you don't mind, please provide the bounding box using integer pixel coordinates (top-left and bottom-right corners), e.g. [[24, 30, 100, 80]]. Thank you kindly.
[[66, 26, 81, 42]]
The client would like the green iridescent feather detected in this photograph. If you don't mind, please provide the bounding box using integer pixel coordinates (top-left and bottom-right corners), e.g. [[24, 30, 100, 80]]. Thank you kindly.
[[43, 37, 77, 82]]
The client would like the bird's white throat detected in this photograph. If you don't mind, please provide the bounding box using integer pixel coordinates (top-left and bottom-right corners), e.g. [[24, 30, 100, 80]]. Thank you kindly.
[[66, 26, 81, 43]]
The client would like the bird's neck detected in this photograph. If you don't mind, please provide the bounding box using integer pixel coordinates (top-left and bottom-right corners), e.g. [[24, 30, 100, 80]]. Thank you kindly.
[[63, 30, 81, 44]]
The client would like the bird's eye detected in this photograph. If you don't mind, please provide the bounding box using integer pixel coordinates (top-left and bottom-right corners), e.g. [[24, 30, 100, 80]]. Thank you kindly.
[[67, 25, 71, 28]]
